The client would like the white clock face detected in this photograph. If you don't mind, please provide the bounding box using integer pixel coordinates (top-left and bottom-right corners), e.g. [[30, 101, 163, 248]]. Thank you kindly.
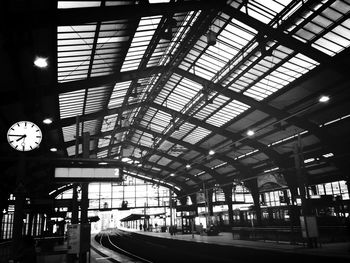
[[7, 121, 42, 151]]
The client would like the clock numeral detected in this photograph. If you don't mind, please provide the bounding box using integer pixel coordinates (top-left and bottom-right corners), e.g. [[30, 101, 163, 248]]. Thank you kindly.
[[36, 130, 40, 132], [36, 136, 41, 138], [35, 142, 39, 145], [15, 145, 18, 149], [32, 124, 35, 128], [11, 128, 14, 131], [30, 146, 33, 150]]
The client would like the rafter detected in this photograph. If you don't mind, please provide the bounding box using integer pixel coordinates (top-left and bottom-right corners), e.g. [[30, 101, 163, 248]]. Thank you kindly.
[[222, 5, 330, 64], [57, 1, 225, 26]]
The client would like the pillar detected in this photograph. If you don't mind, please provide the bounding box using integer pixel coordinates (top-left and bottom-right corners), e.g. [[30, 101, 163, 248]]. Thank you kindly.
[[189, 194, 198, 217], [80, 132, 90, 224], [207, 189, 214, 217], [294, 136, 315, 248], [222, 185, 234, 229], [71, 185, 79, 224], [12, 155, 26, 258], [246, 180, 262, 226]]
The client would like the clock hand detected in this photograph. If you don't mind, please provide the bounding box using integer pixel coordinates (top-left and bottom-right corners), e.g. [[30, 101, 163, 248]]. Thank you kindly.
[[8, 134, 25, 137], [16, 134, 27, 142]]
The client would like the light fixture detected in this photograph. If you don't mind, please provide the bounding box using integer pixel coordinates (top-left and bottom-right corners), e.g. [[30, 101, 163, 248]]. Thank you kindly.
[[207, 30, 217, 46], [161, 17, 177, 40], [2, 209, 6, 214], [208, 149, 215, 155], [50, 147, 58, 152], [319, 95, 330, 103], [43, 118, 53, 125], [186, 164, 191, 169], [98, 162, 108, 165], [34, 57, 48, 68], [247, 130, 255, 136], [170, 173, 175, 177]]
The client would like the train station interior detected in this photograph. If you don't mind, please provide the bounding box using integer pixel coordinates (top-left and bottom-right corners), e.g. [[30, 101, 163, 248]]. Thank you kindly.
[[1, 0, 350, 262]]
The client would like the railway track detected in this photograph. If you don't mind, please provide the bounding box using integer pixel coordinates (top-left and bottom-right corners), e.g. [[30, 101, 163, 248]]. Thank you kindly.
[[95, 230, 153, 263]]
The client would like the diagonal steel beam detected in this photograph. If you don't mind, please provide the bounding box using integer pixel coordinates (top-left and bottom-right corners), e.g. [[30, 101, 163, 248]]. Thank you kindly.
[[58, 66, 165, 94], [222, 5, 330, 64], [57, 1, 225, 26]]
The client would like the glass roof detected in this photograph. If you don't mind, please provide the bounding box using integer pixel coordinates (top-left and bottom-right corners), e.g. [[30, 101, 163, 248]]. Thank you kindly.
[[55, 0, 349, 191]]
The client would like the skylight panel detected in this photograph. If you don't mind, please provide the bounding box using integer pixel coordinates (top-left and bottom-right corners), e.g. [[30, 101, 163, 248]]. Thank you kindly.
[[82, 120, 99, 136], [85, 86, 110, 114], [59, 90, 85, 119], [67, 145, 82, 156], [98, 135, 112, 148], [312, 23, 350, 56], [244, 52, 318, 101], [194, 95, 228, 120], [243, 0, 293, 24], [206, 100, 250, 127], [183, 127, 211, 144], [121, 16, 161, 71], [194, 52, 226, 81], [108, 81, 131, 108], [171, 122, 195, 140], [157, 157, 172, 166], [62, 124, 81, 143], [136, 132, 154, 148], [97, 150, 108, 158], [91, 20, 129, 77], [101, 114, 118, 132], [152, 111, 172, 129], [57, 24, 97, 83]]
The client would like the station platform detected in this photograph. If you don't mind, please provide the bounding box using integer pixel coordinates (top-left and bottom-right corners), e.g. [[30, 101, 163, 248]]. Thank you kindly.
[[118, 227, 350, 260], [8, 227, 347, 263]]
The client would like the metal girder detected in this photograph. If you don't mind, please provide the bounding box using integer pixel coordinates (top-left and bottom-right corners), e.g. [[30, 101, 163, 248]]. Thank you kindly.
[[126, 135, 221, 183], [119, 140, 202, 184], [174, 67, 341, 147], [57, 1, 225, 26], [67, 124, 228, 185], [149, 102, 284, 163], [58, 66, 165, 94], [135, 124, 254, 180], [121, 7, 220, 159], [53, 156, 188, 192], [222, 5, 330, 64]]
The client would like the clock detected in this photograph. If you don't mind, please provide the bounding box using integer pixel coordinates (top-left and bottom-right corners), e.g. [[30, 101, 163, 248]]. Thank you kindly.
[[7, 121, 42, 151]]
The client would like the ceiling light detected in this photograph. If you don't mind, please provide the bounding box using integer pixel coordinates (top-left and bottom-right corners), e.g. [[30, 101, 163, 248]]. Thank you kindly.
[[170, 173, 175, 177], [247, 130, 255, 136], [319, 95, 330, 103], [34, 57, 48, 68], [98, 162, 108, 165], [208, 149, 215, 155], [50, 147, 57, 152], [186, 164, 191, 169], [207, 30, 217, 46], [43, 118, 53, 125]]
